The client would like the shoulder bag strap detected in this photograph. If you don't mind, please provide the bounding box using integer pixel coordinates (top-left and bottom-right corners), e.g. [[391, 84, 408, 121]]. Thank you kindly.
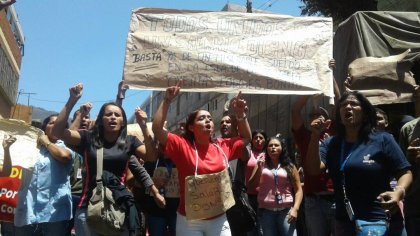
[[96, 148, 104, 181]]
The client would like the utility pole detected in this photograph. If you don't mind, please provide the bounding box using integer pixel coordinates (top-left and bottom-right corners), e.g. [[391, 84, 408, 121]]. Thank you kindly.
[[19, 90, 37, 107], [246, 0, 252, 13]]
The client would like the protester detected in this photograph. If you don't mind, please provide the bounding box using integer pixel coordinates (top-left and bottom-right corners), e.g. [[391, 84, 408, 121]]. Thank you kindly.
[[248, 135, 303, 236], [152, 81, 251, 236], [66, 104, 92, 236], [375, 108, 389, 131], [220, 113, 253, 236], [136, 107, 179, 236], [1, 134, 15, 177], [399, 117, 420, 236], [291, 95, 335, 236], [14, 114, 74, 235], [306, 91, 412, 235], [143, 154, 179, 236], [245, 129, 267, 236], [52, 83, 164, 236]]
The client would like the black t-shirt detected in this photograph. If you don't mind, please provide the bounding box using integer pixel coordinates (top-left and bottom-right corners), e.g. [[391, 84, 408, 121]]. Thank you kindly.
[[78, 130, 144, 207]]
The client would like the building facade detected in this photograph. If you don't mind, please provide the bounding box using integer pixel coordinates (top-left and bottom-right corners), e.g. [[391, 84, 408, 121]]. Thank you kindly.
[[0, 5, 24, 118]]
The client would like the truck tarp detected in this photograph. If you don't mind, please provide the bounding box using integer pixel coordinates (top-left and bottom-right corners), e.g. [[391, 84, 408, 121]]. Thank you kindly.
[[333, 11, 420, 105]]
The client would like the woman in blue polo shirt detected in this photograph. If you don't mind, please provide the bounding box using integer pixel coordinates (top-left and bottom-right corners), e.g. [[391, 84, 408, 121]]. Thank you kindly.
[[305, 91, 412, 236], [14, 114, 74, 236]]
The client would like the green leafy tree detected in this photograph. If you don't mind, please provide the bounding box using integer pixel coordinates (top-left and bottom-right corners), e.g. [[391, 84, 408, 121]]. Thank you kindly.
[[300, 0, 378, 21]]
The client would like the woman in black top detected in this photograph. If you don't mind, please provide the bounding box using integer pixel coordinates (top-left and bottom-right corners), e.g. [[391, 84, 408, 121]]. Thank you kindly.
[[53, 83, 164, 236]]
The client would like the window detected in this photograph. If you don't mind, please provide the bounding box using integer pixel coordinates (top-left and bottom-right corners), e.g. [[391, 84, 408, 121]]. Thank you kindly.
[[0, 47, 18, 103]]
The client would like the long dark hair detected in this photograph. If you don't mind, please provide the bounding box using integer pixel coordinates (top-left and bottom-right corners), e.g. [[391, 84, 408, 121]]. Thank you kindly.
[[182, 109, 215, 144], [335, 91, 377, 143], [251, 129, 267, 151], [91, 102, 127, 149], [265, 135, 296, 184]]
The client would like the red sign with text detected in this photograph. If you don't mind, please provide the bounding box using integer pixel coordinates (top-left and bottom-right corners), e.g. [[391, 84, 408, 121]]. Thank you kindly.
[[0, 166, 22, 222]]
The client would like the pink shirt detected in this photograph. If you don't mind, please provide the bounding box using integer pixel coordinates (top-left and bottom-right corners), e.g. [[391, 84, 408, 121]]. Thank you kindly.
[[257, 166, 294, 209], [245, 150, 265, 195]]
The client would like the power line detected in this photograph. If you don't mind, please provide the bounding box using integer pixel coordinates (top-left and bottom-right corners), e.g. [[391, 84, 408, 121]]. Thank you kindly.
[[257, 0, 271, 9], [28, 90, 145, 104], [258, 0, 280, 10], [264, 0, 280, 10]]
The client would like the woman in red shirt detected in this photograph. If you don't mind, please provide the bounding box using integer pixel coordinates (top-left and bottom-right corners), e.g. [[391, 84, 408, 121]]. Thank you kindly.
[[152, 82, 251, 236]]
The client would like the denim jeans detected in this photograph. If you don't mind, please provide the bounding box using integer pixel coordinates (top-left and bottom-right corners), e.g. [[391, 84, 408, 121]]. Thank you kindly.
[[0, 222, 16, 236], [147, 213, 176, 236], [75, 208, 129, 236], [66, 195, 81, 235], [15, 221, 69, 236], [260, 208, 297, 236], [335, 217, 406, 236], [305, 195, 336, 236], [176, 212, 231, 236]]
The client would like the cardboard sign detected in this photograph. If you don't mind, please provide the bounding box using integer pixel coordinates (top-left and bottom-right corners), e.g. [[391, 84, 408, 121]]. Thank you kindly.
[[152, 167, 180, 198], [347, 50, 416, 105], [184, 168, 234, 220], [123, 10, 333, 96]]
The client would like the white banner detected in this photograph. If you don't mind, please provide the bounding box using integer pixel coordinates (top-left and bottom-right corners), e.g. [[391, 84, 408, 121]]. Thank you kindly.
[[0, 119, 42, 170], [123, 9, 333, 96]]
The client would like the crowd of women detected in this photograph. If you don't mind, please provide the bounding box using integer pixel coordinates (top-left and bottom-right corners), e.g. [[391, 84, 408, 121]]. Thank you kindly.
[[0, 79, 418, 236]]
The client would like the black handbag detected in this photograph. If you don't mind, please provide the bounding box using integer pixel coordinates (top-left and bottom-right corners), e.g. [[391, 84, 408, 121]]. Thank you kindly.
[[226, 159, 257, 233], [226, 181, 257, 233]]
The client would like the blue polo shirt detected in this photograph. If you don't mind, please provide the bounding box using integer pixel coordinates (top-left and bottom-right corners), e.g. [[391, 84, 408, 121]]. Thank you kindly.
[[14, 140, 74, 226], [320, 132, 410, 221]]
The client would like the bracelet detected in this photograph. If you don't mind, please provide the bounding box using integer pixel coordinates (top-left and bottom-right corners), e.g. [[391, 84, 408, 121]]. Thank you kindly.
[[394, 186, 405, 198], [236, 114, 247, 122]]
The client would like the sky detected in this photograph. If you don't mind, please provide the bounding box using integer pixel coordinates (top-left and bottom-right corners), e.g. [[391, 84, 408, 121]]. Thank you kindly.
[[13, 0, 302, 118]]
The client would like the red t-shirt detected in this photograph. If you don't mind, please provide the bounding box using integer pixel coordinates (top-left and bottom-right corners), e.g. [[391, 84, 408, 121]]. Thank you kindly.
[[162, 133, 245, 216], [293, 125, 334, 194]]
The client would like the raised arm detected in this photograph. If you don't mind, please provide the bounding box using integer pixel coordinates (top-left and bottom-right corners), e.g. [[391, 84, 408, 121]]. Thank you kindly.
[[135, 107, 158, 162], [329, 58, 341, 101], [305, 117, 330, 176], [52, 83, 84, 146], [1, 135, 16, 177], [152, 81, 181, 146], [291, 95, 310, 132], [69, 103, 92, 131], [231, 91, 252, 146], [115, 81, 128, 107]]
